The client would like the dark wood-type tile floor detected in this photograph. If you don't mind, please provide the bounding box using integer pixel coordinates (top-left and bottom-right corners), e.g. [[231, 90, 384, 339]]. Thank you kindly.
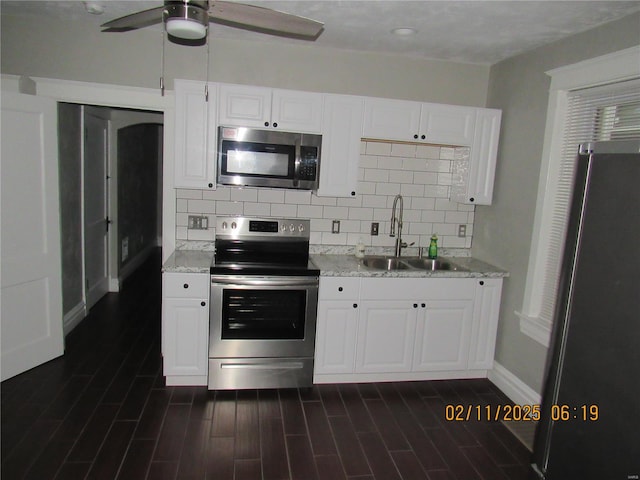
[[1, 252, 533, 480]]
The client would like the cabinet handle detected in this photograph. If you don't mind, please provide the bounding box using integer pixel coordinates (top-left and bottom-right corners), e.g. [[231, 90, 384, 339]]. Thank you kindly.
[[479, 281, 484, 286], [338, 287, 343, 292], [208, 183, 213, 188], [413, 134, 419, 139], [353, 303, 358, 308], [351, 191, 356, 196], [264, 121, 269, 127], [421, 303, 426, 308], [469, 197, 475, 203], [183, 283, 189, 289], [421, 134, 426, 140], [413, 303, 418, 308], [201, 301, 206, 307], [273, 122, 278, 128]]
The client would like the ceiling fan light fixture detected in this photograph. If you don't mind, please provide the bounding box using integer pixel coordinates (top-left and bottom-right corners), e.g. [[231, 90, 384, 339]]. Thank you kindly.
[[392, 27, 417, 36], [164, 2, 208, 40], [166, 17, 207, 39]]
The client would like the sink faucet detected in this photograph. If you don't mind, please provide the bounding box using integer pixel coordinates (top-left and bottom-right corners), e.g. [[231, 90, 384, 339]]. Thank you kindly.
[[390, 194, 405, 257]]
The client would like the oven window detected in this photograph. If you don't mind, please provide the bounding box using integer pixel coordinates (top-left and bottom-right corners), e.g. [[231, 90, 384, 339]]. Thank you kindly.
[[221, 289, 306, 339]]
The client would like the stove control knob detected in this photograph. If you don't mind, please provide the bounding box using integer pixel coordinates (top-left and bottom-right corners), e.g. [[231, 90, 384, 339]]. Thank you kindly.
[[221, 221, 227, 230], [231, 222, 237, 230], [298, 224, 305, 232], [289, 223, 295, 232], [281, 224, 287, 232]]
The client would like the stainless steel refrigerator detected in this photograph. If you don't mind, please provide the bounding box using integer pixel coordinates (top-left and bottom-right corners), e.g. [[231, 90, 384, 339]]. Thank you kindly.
[[531, 140, 640, 479]]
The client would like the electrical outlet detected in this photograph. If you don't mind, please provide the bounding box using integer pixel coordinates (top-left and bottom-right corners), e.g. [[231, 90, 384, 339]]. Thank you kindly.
[[458, 224, 467, 238], [332, 220, 341, 234], [188, 215, 208, 230], [371, 222, 379, 236]]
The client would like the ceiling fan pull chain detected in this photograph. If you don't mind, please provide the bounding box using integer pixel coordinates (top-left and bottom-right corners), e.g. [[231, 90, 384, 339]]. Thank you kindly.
[[205, 26, 211, 102], [160, 10, 167, 96]]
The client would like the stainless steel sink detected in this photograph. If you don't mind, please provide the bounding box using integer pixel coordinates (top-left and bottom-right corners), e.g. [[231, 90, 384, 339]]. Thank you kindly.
[[361, 256, 410, 271], [403, 258, 453, 270], [361, 255, 468, 272]]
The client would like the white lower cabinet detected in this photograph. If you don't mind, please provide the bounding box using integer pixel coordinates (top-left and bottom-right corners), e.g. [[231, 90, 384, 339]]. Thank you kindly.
[[413, 300, 473, 371], [162, 272, 209, 386], [356, 301, 417, 373], [314, 276, 502, 383]]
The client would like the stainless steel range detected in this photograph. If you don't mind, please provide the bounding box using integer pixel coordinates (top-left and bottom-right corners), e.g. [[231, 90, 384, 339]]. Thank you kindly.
[[208, 216, 319, 390]]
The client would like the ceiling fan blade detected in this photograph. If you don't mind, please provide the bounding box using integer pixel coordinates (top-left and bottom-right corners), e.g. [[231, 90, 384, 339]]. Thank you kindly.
[[209, 1, 324, 38], [101, 6, 164, 31]]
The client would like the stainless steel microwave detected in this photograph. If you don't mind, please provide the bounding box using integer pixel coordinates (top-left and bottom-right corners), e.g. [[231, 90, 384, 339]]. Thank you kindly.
[[217, 126, 322, 190]]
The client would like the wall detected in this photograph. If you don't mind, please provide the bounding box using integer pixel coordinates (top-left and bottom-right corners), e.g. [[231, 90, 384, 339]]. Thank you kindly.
[[0, 12, 490, 107], [475, 12, 640, 393], [177, 141, 474, 250]]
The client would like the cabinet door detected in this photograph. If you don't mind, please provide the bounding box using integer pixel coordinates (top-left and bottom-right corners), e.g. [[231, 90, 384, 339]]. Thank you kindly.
[[315, 300, 359, 374], [413, 300, 473, 371], [162, 297, 209, 377], [356, 301, 417, 373], [362, 97, 421, 142], [468, 108, 501, 205], [218, 84, 271, 127], [317, 94, 364, 197], [174, 80, 217, 189], [271, 89, 323, 133], [420, 103, 476, 146], [469, 279, 503, 369]]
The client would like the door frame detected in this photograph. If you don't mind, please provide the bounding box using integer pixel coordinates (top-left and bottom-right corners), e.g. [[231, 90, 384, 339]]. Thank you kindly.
[[82, 105, 111, 308], [22, 76, 176, 264]]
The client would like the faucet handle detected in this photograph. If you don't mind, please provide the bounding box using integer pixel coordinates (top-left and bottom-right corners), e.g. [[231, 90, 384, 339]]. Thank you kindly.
[[418, 246, 424, 258]]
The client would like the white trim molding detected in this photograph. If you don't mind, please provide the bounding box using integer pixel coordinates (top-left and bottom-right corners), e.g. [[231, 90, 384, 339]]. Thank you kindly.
[[63, 302, 87, 336], [489, 362, 542, 406], [518, 45, 640, 346]]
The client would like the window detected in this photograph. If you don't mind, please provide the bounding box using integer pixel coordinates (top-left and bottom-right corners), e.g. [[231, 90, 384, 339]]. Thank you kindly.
[[518, 46, 640, 346]]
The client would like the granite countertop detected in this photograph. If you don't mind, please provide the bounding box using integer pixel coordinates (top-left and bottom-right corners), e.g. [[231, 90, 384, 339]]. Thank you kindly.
[[162, 250, 214, 273], [162, 248, 508, 279], [310, 254, 508, 278]]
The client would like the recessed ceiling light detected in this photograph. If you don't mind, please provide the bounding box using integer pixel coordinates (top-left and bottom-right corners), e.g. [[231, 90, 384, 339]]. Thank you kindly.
[[84, 2, 104, 15], [391, 27, 417, 36]]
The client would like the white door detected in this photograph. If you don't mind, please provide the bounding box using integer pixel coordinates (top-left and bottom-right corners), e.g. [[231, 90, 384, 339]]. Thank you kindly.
[[1, 93, 64, 381], [83, 109, 109, 309]]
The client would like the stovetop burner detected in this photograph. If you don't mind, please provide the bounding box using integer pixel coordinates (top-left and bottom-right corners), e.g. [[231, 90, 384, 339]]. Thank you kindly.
[[210, 216, 318, 276]]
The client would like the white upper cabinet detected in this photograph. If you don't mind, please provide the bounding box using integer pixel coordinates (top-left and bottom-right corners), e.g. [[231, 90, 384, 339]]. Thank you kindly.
[[363, 97, 476, 146], [174, 80, 217, 189], [317, 94, 364, 197], [362, 98, 421, 142], [420, 102, 476, 146], [218, 84, 323, 133], [451, 108, 502, 205]]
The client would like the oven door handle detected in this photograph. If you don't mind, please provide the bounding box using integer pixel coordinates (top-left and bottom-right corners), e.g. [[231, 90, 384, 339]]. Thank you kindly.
[[210, 276, 319, 287]]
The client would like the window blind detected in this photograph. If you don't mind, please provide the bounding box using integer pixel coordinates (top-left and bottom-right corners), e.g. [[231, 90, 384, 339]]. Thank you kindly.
[[538, 78, 640, 327]]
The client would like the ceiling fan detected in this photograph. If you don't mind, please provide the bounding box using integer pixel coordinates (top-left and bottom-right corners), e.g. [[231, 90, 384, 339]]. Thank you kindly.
[[101, 0, 324, 43]]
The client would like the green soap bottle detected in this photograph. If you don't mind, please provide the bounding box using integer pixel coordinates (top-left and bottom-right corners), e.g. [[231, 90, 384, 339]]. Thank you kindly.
[[428, 234, 438, 259]]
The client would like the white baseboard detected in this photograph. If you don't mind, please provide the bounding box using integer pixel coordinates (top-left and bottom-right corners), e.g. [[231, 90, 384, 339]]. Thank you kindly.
[[489, 361, 541, 406], [119, 245, 155, 284], [63, 302, 87, 336]]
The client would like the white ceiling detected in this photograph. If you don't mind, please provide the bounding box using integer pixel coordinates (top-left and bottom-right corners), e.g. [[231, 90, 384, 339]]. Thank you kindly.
[[2, 1, 639, 64]]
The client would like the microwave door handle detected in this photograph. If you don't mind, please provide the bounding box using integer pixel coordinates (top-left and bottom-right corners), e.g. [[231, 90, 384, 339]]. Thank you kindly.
[[293, 138, 301, 184]]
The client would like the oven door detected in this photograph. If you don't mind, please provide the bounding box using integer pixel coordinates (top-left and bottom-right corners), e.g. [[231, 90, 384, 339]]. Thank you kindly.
[[209, 275, 319, 358]]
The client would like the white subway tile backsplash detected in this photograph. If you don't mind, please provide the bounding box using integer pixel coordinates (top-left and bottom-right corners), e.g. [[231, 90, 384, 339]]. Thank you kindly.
[[270, 203, 298, 217], [416, 145, 441, 159], [390, 143, 417, 157], [229, 188, 258, 202], [175, 141, 475, 252], [187, 199, 216, 213], [364, 141, 392, 156], [258, 189, 285, 204], [176, 189, 203, 199]]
